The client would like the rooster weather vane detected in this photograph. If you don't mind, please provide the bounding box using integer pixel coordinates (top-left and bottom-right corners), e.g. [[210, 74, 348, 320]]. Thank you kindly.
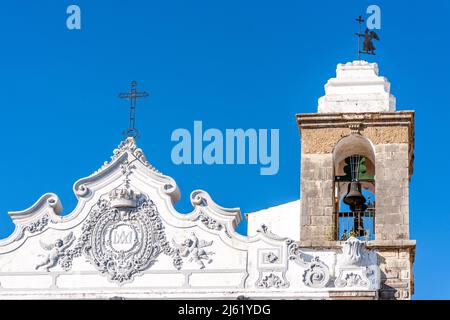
[[355, 16, 380, 60]]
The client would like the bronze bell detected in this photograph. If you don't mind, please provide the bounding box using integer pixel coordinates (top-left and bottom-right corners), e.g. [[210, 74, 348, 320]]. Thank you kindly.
[[343, 181, 366, 208]]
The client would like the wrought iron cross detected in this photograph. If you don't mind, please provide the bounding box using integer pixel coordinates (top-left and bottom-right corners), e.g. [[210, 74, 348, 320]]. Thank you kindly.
[[119, 81, 149, 138], [355, 16, 365, 60]]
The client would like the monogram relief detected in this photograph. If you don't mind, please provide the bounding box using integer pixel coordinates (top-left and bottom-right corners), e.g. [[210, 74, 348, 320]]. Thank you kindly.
[[36, 185, 182, 284]]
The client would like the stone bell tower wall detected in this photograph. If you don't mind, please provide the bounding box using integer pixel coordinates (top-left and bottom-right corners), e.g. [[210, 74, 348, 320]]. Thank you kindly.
[[376, 246, 415, 300], [296, 111, 415, 300], [296, 111, 414, 244]]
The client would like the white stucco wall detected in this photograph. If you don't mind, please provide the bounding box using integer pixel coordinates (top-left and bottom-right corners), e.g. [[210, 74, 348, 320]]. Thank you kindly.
[[247, 200, 300, 241]]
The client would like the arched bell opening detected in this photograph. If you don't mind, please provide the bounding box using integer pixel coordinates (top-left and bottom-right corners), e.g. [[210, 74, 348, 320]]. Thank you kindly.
[[336, 186, 375, 241], [332, 135, 376, 241]]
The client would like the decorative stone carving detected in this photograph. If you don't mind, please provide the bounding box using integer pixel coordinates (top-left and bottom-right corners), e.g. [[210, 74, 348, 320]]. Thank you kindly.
[[333, 238, 378, 290], [334, 268, 372, 289], [24, 215, 49, 234], [258, 248, 282, 268], [190, 191, 225, 231], [35, 232, 75, 271], [341, 237, 366, 266], [256, 273, 289, 289], [349, 123, 364, 134], [197, 212, 223, 231], [109, 187, 138, 208], [287, 240, 331, 288], [287, 240, 307, 266], [173, 232, 214, 269], [93, 137, 161, 176], [263, 252, 279, 264], [302, 256, 331, 288], [59, 188, 181, 284], [114, 138, 158, 171], [335, 272, 369, 288], [75, 184, 90, 197], [191, 192, 208, 206], [120, 160, 135, 182]]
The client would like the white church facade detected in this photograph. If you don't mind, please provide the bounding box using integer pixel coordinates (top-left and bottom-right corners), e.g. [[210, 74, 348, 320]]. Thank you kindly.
[[0, 60, 415, 300]]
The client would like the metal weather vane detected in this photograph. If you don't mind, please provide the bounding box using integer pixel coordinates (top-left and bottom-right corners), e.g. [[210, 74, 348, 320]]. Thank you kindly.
[[355, 15, 380, 60], [119, 81, 149, 138]]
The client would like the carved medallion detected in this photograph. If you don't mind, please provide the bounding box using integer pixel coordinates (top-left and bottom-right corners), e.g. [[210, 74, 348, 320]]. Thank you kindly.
[[59, 187, 181, 284], [86, 200, 161, 283]]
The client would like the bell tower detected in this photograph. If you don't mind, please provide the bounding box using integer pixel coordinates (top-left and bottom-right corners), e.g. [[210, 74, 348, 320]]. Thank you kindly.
[[296, 61, 415, 299]]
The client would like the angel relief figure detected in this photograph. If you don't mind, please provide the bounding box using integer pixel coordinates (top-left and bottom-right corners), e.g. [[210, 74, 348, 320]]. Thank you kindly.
[[35, 232, 75, 271], [173, 232, 214, 269]]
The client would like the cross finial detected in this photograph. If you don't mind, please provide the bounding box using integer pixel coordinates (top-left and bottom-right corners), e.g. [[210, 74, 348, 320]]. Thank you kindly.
[[355, 16, 365, 60], [119, 81, 149, 138]]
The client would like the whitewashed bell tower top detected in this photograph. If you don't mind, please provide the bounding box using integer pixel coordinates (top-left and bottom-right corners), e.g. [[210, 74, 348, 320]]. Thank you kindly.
[[318, 60, 396, 113]]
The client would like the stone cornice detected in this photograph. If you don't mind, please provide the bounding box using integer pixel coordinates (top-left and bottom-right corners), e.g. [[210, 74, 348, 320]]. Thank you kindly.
[[298, 239, 416, 250], [296, 111, 415, 130]]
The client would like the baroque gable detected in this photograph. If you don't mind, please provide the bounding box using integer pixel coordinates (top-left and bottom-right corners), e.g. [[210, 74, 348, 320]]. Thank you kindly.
[[0, 138, 380, 299]]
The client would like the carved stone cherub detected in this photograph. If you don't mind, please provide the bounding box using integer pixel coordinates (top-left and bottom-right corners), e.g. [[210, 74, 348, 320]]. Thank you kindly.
[[35, 232, 75, 271], [173, 232, 214, 269]]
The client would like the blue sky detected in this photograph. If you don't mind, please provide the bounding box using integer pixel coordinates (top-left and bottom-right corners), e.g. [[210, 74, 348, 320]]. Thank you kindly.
[[0, 0, 449, 299]]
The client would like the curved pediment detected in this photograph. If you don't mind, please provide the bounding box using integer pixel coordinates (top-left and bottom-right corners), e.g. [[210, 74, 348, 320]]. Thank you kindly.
[[73, 137, 181, 204]]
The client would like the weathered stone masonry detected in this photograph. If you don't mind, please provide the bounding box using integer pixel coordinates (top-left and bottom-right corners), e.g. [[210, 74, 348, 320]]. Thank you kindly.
[[296, 111, 415, 300]]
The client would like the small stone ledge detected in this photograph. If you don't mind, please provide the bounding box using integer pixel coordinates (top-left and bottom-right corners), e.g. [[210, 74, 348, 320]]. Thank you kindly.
[[299, 240, 339, 248], [367, 240, 416, 249], [329, 290, 378, 300], [298, 239, 416, 250]]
